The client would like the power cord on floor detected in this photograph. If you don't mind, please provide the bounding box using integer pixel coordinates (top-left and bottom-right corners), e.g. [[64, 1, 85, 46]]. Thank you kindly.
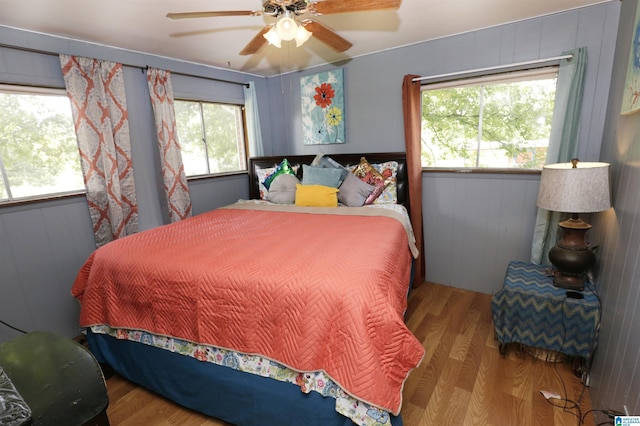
[[540, 354, 585, 425], [542, 387, 582, 425], [0, 319, 28, 334], [582, 408, 625, 425]]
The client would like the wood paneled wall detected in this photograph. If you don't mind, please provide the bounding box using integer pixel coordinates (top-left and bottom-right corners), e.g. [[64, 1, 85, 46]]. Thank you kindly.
[[423, 173, 541, 293], [589, 0, 640, 419], [269, 1, 620, 294], [0, 198, 93, 342], [0, 30, 256, 343]]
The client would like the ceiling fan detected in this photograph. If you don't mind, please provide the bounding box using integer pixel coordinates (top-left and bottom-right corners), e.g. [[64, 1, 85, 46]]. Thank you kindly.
[[166, 0, 402, 55]]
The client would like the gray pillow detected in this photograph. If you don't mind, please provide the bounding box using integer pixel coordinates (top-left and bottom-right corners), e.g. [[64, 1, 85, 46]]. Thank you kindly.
[[338, 172, 376, 207], [267, 174, 300, 204], [301, 164, 344, 188]]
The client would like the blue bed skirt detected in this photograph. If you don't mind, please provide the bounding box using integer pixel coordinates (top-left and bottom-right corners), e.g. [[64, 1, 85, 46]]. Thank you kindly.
[[87, 331, 403, 425]]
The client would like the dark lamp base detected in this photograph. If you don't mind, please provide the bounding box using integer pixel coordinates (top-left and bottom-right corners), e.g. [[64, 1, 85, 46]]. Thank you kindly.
[[548, 216, 595, 292], [551, 270, 586, 291]]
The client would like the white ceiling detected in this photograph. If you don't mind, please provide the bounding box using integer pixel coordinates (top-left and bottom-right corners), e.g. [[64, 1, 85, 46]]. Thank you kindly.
[[0, 0, 611, 77]]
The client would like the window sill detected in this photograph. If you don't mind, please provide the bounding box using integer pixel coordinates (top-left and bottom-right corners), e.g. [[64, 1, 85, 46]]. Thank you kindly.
[[422, 167, 541, 175], [186, 170, 248, 182], [0, 191, 86, 209]]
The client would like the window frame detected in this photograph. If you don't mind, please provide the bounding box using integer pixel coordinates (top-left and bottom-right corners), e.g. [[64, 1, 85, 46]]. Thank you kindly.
[[420, 67, 559, 174], [173, 98, 249, 180], [0, 84, 85, 207]]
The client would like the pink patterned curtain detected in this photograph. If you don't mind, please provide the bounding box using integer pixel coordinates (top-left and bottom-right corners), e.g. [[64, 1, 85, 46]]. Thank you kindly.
[[60, 54, 138, 247], [147, 68, 192, 222]]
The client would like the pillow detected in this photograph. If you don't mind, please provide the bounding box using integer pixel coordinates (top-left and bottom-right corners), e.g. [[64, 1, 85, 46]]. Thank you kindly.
[[338, 172, 376, 207], [295, 184, 338, 207], [310, 150, 327, 167], [267, 174, 300, 204], [372, 161, 398, 204], [257, 158, 298, 200], [262, 158, 296, 190], [301, 164, 344, 188], [351, 157, 387, 204], [256, 168, 275, 200], [311, 151, 349, 185]]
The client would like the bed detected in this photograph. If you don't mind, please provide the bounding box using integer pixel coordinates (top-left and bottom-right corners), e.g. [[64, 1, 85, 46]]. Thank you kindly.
[[74, 152, 424, 426]]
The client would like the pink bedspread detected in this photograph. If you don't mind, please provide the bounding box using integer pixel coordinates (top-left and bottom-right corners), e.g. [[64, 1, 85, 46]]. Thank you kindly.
[[72, 205, 424, 414]]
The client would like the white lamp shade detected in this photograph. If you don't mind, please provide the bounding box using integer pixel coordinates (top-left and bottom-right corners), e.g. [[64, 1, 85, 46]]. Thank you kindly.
[[276, 12, 298, 41], [536, 161, 611, 213], [295, 25, 312, 47], [263, 26, 281, 48]]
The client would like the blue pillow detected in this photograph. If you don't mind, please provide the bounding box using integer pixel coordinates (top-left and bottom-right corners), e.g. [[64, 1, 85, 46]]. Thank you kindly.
[[311, 153, 349, 185], [301, 165, 344, 188]]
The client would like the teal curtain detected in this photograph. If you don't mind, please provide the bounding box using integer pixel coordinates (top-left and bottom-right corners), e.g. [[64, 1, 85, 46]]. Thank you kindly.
[[530, 47, 588, 264], [243, 82, 264, 157]]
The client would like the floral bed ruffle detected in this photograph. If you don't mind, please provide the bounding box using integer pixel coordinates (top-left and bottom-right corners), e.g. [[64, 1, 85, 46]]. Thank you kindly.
[[91, 325, 393, 426]]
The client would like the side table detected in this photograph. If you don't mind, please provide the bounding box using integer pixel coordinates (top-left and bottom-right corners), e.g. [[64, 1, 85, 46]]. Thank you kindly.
[[491, 261, 600, 360]]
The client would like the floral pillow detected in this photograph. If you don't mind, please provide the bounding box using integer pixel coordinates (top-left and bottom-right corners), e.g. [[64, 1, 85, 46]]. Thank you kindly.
[[372, 161, 398, 204], [351, 157, 387, 205], [256, 168, 274, 199]]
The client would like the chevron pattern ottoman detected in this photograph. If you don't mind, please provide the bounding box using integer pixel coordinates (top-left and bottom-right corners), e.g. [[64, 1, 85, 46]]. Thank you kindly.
[[491, 260, 600, 360]]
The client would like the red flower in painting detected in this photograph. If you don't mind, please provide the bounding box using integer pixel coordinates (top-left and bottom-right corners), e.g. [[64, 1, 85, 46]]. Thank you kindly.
[[314, 82, 335, 108]]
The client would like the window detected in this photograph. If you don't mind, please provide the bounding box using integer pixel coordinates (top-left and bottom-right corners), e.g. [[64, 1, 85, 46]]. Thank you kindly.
[[0, 85, 83, 203], [421, 68, 558, 169], [174, 100, 247, 177]]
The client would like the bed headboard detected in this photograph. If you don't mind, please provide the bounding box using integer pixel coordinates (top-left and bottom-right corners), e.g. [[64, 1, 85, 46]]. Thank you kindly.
[[248, 152, 409, 210]]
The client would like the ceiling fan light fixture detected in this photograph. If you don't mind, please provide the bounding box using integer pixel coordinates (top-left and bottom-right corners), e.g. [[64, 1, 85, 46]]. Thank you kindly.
[[275, 10, 298, 41], [263, 26, 282, 48], [295, 24, 312, 47]]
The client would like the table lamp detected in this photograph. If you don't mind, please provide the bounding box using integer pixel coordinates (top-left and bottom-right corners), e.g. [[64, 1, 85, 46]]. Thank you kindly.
[[536, 159, 611, 290]]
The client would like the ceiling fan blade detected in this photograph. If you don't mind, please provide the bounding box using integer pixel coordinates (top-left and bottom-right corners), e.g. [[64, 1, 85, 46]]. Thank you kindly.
[[303, 21, 352, 52], [166, 10, 260, 19], [239, 26, 271, 55], [310, 0, 401, 15]]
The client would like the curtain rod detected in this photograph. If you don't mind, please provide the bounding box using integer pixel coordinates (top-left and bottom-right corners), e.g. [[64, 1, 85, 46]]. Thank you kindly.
[[141, 66, 249, 88], [0, 42, 250, 88], [412, 54, 573, 84]]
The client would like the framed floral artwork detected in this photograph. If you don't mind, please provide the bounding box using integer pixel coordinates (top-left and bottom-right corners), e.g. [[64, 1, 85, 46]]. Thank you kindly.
[[621, 3, 640, 114], [300, 69, 345, 145]]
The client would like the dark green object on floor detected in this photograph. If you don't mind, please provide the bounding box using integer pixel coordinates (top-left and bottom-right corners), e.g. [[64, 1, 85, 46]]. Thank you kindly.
[[0, 331, 109, 426]]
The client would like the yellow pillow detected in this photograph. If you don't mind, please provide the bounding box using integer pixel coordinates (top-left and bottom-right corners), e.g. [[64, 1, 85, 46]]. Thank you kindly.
[[295, 184, 338, 207]]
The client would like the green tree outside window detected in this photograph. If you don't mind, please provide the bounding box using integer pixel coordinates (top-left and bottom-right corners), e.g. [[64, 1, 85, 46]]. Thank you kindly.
[[421, 72, 557, 169]]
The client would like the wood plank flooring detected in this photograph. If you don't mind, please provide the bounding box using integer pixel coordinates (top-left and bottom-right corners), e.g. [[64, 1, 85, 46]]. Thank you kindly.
[[105, 282, 594, 425]]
